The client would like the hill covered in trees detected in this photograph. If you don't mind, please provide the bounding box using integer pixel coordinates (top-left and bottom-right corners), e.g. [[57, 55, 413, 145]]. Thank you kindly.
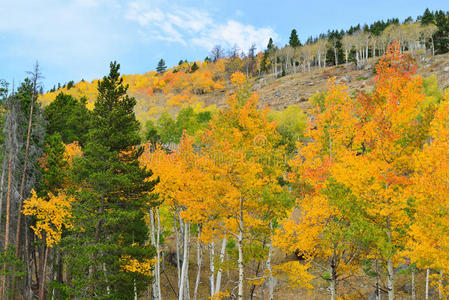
[[39, 9, 449, 122]]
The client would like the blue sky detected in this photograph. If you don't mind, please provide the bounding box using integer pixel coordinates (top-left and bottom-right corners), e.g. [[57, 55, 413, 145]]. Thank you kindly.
[[1, 0, 448, 89]]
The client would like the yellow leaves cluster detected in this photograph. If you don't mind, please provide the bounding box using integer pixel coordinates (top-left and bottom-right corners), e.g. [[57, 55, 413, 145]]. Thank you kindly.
[[119, 255, 155, 277], [22, 190, 74, 247], [273, 261, 314, 289], [210, 290, 231, 300], [230, 71, 246, 86], [64, 142, 83, 167]]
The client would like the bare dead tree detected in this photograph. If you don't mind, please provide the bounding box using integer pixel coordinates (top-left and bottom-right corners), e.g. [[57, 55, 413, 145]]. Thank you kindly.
[[211, 45, 225, 62]]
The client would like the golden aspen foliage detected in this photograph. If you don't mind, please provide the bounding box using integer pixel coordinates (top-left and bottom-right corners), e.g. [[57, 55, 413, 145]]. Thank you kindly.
[[119, 255, 155, 277], [22, 190, 74, 248], [405, 90, 449, 293]]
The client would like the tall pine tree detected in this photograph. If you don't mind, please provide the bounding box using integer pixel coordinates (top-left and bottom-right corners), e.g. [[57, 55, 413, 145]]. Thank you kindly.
[[65, 61, 158, 299], [156, 59, 167, 74], [289, 29, 301, 47]]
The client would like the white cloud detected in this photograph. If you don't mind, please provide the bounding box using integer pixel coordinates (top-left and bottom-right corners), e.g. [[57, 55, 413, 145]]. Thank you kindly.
[[193, 20, 276, 52], [125, 1, 277, 52]]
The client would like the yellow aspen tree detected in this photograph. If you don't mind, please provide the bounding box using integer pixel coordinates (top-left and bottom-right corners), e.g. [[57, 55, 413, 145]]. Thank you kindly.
[[406, 90, 449, 298], [140, 134, 222, 300], [274, 80, 364, 300], [200, 72, 289, 299], [331, 41, 432, 300]]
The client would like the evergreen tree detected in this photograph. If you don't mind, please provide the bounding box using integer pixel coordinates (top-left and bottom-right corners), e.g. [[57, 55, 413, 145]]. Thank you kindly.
[[190, 62, 199, 73], [156, 59, 167, 74], [44, 93, 91, 145], [434, 10, 449, 54], [289, 29, 301, 47], [65, 61, 158, 299], [267, 37, 274, 50], [420, 8, 435, 25]]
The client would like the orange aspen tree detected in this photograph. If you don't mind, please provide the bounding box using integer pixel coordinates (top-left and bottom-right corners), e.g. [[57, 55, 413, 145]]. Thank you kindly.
[[331, 41, 432, 300], [140, 134, 222, 300], [405, 90, 449, 298], [274, 81, 365, 300], [200, 72, 289, 299]]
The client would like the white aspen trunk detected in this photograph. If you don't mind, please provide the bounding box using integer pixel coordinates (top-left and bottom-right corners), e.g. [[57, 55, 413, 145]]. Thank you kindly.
[[411, 267, 415, 300], [345, 50, 348, 64], [215, 238, 227, 295], [193, 227, 202, 300], [184, 222, 190, 300], [431, 38, 435, 56], [426, 268, 430, 300], [174, 213, 182, 290], [267, 234, 274, 300], [318, 52, 322, 69], [156, 208, 162, 300], [150, 209, 159, 300], [237, 195, 244, 300], [178, 221, 190, 300], [103, 262, 110, 295], [209, 241, 215, 298], [439, 270, 443, 299], [134, 279, 138, 300], [237, 229, 244, 300], [334, 46, 338, 65], [330, 270, 336, 300], [387, 256, 394, 300]]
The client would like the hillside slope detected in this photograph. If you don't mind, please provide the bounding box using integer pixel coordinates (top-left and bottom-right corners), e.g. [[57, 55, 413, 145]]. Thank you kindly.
[[40, 53, 449, 122]]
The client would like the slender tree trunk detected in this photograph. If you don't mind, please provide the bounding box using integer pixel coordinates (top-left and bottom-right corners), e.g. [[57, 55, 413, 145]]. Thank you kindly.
[[0, 155, 12, 297], [179, 221, 190, 300], [431, 38, 435, 56], [0, 158, 7, 232], [439, 270, 443, 299], [411, 266, 415, 300], [386, 252, 394, 300], [38, 246, 49, 300], [376, 260, 380, 300], [13, 68, 39, 298], [237, 229, 244, 300], [156, 208, 162, 300], [267, 233, 274, 300], [193, 227, 202, 300], [334, 47, 338, 65], [330, 259, 336, 300], [150, 208, 160, 300], [237, 197, 244, 300], [215, 237, 227, 295], [103, 263, 110, 295], [209, 241, 215, 298], [174, 212, 182, 291], [426, 268, 430, 300], [15, 82, 36, 258]]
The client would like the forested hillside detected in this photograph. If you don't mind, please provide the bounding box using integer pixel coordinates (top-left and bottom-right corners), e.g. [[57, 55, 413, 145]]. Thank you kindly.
[[1, 7, 449, 300]]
